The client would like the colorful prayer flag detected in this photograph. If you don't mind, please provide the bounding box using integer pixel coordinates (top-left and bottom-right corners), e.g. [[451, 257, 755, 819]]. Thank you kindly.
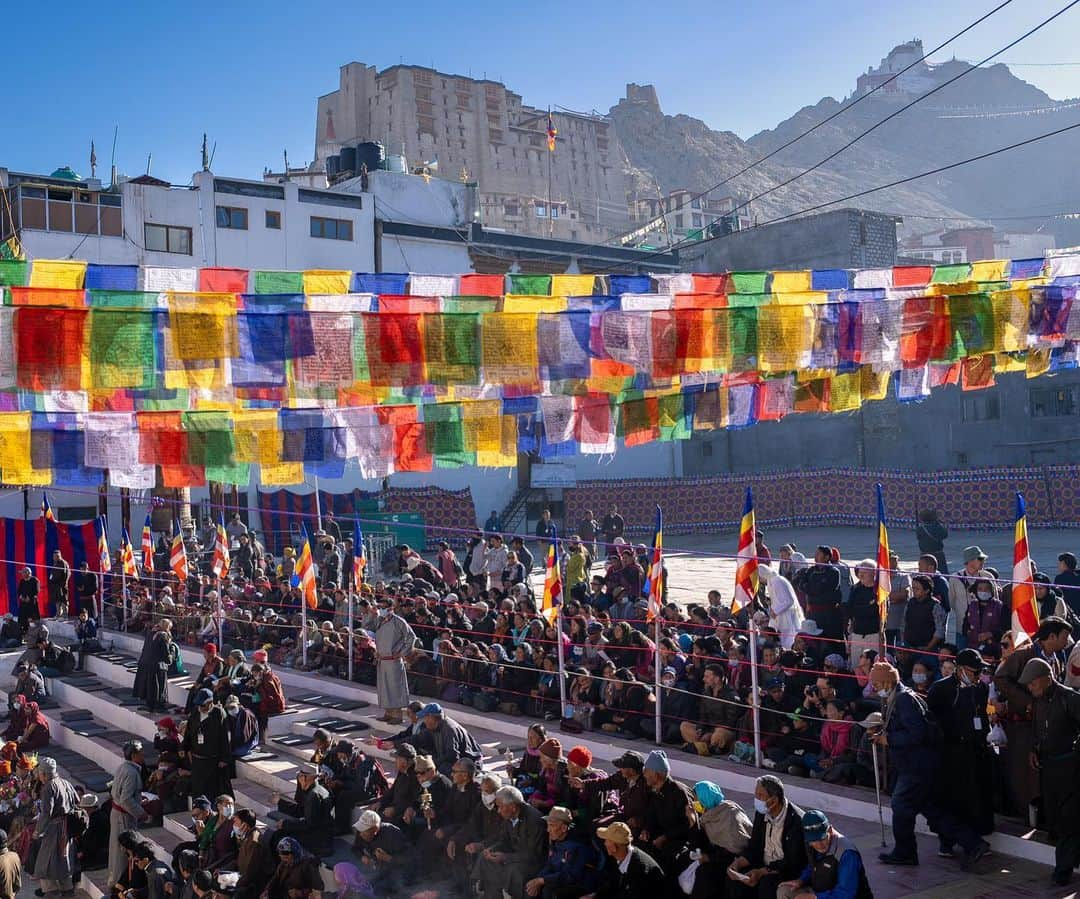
[[733, 488, 758, 614], [296, 525, 319, 609], [875, 484, 891, 628], [141, 514, 154, 571], [643, 505, 664, 622], [546, 113, 558, 152], [541, 525, 561, 623], [1012, 492, 1040, 643], [96, 515, 112, 573], [212, 514, 230, 578], [120, 527, 138, 579], [41, 492, 55, 522], [170, 521, 188, 582], [353, 518, 366, 592]]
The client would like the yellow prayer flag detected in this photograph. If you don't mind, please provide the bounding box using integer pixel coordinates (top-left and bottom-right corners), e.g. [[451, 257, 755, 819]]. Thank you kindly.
[[769, 271, 812, 293], [860, 366, 891, 401], [259, 462, 305, 485], [550, 275, 596, 297], [29, 260, 87, 290], [3, 465, 51, 486], [829, 371, 862, 411], [757, 305, 812, 372], [995, 353, 1026, 373], [1026, 349, 1052, 379], [991, 290, 1030, 353], [771, 290, 828, 307], [482, 313, 539, 386], [0, 413, 32, 473], [502, 294, 568, 314], [303, 270, 351, 295], [970, 260, 1007, 283]]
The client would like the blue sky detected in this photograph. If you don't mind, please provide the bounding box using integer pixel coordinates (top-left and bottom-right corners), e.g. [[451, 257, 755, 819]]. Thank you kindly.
[[4, 0, 1080, 184]]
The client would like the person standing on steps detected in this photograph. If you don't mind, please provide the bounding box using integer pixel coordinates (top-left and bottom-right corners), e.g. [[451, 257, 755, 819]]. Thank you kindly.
[[108, 741, 150, 891], [32, 757, 79, 898], [372, 596, 416, 725], [184, 689, 233, 800]]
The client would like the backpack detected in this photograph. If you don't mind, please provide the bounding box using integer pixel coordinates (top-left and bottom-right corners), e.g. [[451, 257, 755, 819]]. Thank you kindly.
[[67, 807, 89, 838], [167, 642, 186, 677]]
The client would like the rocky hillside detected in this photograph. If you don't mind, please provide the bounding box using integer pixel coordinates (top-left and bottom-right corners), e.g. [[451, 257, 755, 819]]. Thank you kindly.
[[609, 53, 1080, 231]]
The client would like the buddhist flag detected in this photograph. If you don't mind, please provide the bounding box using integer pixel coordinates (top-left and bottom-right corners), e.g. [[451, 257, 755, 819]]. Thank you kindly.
[[141, 513, 154, 571], [541, 525, 562, 624], [170, 521, 188, 582], [120, 527, 138, 579], [41, 492, 55, 522], [353, 519, 366, 592], [546, 112, 557, 152], [212, 514, 230, 579], [875, 484, 891, 626], [296, 525, 318, 609], [96, 516, 112, 574], [1012, 492, 1040, 643], [733, 487, 758, 614], [643, 505, 664, 622]]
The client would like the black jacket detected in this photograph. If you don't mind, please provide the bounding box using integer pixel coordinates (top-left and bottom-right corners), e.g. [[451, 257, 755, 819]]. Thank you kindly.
[[280, 783, 333, 849], [596, 845, 664, 899], [744, 801, 807, 880], [486, 802, 548, 876]]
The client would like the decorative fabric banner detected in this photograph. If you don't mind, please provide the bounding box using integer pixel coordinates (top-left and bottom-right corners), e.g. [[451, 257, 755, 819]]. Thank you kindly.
[[28, 260, 87, 290], [85, 264, 139, 291], [303, 270, 351, 295]]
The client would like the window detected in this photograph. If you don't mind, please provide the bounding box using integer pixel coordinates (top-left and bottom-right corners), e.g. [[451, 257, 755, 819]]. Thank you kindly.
[[216, 206, 248, 230], [310, 216, 352, 241], [535, 204, 547, 218], [1030, 386, 1079, 418], [692, 214, 702, 227], [961, 393, 1000, 422], [674, 214, 684, 229], [265, 210, 281, 229], [691, 198, 701, 210], [550, 206, 560, 219], [144, 223, 192, 255]]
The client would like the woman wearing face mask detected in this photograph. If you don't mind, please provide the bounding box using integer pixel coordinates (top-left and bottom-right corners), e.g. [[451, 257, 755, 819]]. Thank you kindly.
[[909, 661, 933, 697], [927, 648, 996, 852], [961, 577, 1006, 657]]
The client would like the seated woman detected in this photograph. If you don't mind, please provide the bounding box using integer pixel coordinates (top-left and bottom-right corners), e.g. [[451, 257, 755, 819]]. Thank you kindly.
[[16, 701, 49, 751], [186, 644, 225, 712]]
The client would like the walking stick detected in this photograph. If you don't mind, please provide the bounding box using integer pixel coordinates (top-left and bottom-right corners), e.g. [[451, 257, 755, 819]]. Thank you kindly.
[[871, 741, 887, 847]]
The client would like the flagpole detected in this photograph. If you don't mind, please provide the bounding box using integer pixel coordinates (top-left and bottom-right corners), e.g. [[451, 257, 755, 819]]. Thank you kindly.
[[653, 614, 662, 746], [556, 605, 567, 719], [314, 475, 323, 534], [216, 579, 223, 649], [301, 591, 308, 668], [347, 587, 355, 683], [749, 618, 762, 767], [121, 567, 126, 632]]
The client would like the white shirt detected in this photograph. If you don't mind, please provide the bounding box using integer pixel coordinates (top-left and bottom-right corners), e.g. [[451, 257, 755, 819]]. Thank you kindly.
[[764, 800, 788, 865], [618, 850, 632, 873]]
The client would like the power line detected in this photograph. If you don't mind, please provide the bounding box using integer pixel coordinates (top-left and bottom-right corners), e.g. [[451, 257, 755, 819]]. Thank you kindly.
[[597, 0, 1019, 249], [633, 119, 1080, 265], [640, 0, 1080, 263]]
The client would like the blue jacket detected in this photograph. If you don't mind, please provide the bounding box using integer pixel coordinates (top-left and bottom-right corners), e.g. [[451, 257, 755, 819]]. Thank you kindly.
[[797, 835, 871, 899], [884, 685, 937, 774], [536, 836, 597, 890]]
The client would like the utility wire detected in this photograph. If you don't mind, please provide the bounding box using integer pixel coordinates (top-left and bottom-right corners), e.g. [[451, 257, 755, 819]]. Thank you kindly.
[[649, 0, 1080, 263], [599, 0, 1019, 249], [629, 119, 1080, 265]]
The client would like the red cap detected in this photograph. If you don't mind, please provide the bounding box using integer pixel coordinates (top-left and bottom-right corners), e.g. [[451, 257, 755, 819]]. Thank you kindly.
[[204, 643, 218, 654]]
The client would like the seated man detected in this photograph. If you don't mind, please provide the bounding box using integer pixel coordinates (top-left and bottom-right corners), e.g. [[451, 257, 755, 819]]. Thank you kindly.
[[472, 786, 547, 899], [728, 775, 807, 899], [351, 810, 413, 896], [9, 663, 45, 708], [376, 744, 420, 829], [326, 740, 388, 836], [526, 806, 598, 899], [274, 766, 333, 856]]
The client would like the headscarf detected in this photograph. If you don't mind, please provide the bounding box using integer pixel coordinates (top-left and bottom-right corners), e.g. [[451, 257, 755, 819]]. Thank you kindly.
[[24, 703, 48, 729], [332, 862, 374, 898], [1, 743, 17, 762], [693, 781, 725, 811]]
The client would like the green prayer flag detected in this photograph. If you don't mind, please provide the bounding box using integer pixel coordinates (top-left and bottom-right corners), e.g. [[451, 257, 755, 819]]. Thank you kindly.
[[206, 462, 250, 485], [729, 272, 769, 294], [89, 290, 160, 308], [424, 313, 480, 384], [947, 293, 994, 359], [442, 296, 500, 314], [253, 270, 305, 294], [727, 306, 759, 370], [507, 274, 551, 296], [89, 309, 156, 389], [658, 393, 690, 441], [931, 264, 972, 285], [0, 260, 28, 288], [424, 403, 473, 468]]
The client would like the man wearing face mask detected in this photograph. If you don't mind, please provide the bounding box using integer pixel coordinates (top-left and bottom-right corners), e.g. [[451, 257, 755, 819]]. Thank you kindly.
[[203, 795, 238, 871], [869, 661, 990, 869], [183, 690, 233, 802], [224, 696, 259, 772], [961, 578, 1005, 658], [727, 775, 806, 898], [232, 808, 273, 899], [927, 649, 995, 855], [372, 598, 416, 725]]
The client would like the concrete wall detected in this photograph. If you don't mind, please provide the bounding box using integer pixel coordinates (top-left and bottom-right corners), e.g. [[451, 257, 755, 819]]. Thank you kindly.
[[692, 208, 897, 272], [682, 369, 1080, 476]]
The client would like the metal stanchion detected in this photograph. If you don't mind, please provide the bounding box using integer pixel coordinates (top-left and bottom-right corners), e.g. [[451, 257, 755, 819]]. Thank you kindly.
[[748, 618, 762, 767]]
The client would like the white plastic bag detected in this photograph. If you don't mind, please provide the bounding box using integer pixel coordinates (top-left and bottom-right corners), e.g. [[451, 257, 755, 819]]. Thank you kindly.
[[678, 859, 701, 895]]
